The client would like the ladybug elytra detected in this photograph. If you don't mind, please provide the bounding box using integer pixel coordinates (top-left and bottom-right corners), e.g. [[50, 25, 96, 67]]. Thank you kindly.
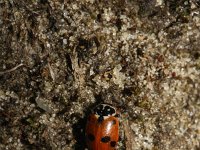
[[86, 103, 119, 150]]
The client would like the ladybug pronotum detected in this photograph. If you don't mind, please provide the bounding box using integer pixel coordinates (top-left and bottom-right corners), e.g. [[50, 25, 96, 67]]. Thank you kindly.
[[86, 103, 119, 150]]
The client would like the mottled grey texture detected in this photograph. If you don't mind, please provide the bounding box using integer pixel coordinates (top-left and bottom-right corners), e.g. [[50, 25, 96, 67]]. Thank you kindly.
[[0, 0, 199, 150]]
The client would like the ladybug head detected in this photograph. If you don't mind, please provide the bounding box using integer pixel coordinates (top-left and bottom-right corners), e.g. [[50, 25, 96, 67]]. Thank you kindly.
[[92, 103, 117, 118]]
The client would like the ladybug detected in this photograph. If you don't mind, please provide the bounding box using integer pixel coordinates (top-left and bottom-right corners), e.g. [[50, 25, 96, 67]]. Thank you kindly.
[[85, 103, 119, 150]]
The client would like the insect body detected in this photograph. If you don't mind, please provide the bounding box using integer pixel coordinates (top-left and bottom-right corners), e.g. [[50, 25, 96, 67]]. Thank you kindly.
[[86, 104, 119, 150]]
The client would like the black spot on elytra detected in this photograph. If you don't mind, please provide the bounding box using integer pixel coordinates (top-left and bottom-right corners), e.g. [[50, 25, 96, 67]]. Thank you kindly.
[[88, 134, 95, 141], [101, 136, 111, 143], [98, 116, 104, 123], [110, 141, 117, 147]]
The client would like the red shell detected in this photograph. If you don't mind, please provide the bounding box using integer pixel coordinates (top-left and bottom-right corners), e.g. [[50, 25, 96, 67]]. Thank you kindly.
[[86, 113, 119, 150]]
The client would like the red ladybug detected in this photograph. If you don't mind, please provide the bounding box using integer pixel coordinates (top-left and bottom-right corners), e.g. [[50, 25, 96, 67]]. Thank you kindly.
[[86, 103, 119, 150]]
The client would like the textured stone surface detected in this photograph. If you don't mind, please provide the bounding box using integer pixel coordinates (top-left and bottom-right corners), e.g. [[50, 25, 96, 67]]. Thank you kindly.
[[0, 0, 199, 149]]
